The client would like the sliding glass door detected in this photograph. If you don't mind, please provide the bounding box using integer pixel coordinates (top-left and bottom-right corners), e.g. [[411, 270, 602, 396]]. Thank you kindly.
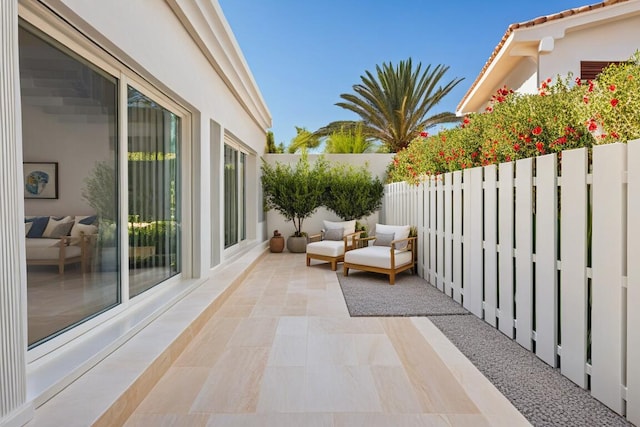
[[20, 15, 188, 351], [20, 24, 120, 347], [128, 86, 181, 297]]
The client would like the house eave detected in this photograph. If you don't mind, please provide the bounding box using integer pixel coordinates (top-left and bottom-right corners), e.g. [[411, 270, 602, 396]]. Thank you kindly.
[[456, 0, 640, 116], [166, 0, 272, 131]]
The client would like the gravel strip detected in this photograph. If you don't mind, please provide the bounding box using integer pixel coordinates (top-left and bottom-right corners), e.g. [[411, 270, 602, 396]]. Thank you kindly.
[[428, 314, 633, 427]]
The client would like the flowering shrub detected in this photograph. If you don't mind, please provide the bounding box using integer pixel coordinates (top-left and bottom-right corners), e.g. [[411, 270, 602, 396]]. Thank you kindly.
[[387, 122, 479, 184], [388, 52, 640, 184], [478, 76, 593, 163], [577, 51, 640, 144]]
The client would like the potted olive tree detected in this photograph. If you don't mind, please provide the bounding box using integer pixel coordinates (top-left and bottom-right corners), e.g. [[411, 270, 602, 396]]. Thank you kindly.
[[324, 163, 384, 222], [261, 151, 327, 253]]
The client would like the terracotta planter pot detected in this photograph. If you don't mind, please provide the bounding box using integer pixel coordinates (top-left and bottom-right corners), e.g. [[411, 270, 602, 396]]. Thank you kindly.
[[286, 236, 307, 253], [269, 236, 285, 253]]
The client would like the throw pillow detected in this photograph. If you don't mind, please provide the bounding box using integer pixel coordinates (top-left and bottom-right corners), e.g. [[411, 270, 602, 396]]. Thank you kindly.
[[26, 216, 49, 238], [25, 222, 33, 236], [78, 215, 98, 225], [374, 223, 411, 250], [43, 216, 73, 238], [323, 220, 356, 236], [324, 227, 344, 241], [69, 223, 99, 245], [49, 221, 74, 239], [373, 232, 395, 247]]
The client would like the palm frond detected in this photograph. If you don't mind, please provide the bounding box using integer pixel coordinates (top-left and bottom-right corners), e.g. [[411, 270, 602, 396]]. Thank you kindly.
[[336, 58, 463, 152]]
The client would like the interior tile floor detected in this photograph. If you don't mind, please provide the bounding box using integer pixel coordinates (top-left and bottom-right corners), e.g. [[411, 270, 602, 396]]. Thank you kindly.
[[27, 264, 169, 346], [124, 253, 530, 426]]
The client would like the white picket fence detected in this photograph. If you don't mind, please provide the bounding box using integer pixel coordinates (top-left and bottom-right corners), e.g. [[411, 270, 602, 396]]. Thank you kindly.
[[383, 141, 640, 424]]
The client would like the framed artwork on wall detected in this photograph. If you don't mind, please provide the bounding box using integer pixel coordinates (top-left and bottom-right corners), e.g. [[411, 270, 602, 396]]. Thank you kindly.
[[24, 162, 58, 199]]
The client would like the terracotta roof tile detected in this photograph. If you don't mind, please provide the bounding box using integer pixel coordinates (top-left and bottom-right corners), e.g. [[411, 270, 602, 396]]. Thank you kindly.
[[457, 0, 630, 113]]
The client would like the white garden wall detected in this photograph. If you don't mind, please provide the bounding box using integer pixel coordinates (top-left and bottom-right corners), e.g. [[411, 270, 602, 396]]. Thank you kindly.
[[383, 140, 640, 425], [264, 153, 393, 239]]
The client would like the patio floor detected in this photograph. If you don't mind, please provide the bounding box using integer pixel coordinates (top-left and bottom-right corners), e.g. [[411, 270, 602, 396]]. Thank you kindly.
[[124, 252, 529, 426]]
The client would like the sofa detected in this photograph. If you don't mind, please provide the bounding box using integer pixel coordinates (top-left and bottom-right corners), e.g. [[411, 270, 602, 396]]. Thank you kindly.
[[25, 215, 98, 274]]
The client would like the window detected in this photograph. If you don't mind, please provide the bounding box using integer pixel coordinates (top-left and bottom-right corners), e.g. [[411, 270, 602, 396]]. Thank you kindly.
[[580, 61, 625, 80], [224, 143, 246, 248]]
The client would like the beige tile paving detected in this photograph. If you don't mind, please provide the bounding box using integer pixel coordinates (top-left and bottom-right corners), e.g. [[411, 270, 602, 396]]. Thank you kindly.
[[125, 252, 530, 426]]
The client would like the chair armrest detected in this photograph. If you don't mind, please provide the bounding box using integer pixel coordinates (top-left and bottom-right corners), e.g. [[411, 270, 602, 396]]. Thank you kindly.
[[308, 232, 322, 243], [355, 236, 376, 249], [390, 236, 417, 251], [343, 230, 363, 251]]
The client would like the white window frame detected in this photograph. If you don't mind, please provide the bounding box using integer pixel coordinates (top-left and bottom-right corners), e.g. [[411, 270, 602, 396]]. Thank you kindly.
[[223, 134, 250, 254]]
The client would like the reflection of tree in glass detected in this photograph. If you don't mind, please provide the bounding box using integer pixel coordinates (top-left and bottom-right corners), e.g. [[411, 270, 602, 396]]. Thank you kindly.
[[82, 161, 116, 222]]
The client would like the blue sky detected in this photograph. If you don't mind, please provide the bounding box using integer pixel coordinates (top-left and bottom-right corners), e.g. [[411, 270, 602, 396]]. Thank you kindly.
[[218, 0, 587, 147]]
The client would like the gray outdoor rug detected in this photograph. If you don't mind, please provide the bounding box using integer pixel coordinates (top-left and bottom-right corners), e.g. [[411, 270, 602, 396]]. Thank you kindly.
[[336, 270, 469, 316]]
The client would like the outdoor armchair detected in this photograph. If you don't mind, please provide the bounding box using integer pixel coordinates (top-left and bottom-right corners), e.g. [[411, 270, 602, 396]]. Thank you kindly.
[[343, 224, 417, 284], [306, 219, 361, 271]]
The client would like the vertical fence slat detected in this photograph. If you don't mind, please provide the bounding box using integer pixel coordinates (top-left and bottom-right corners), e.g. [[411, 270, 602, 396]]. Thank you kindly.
[[444, 173, 453, 297], [422, 180, 430, 281], [429, 177, 437, 286], [591, 143, 626, 414], [463, 169, 471, 306], [484, 165, 498, 327], [515, 157, 534, 350], [452, 171, 463, 303], [498, 162, 515, 338], [627, 138, 640, 426], [417, 182, 426, 278], [464, 167, 483, 317], [535, 153, 558, 367], [437, 176, 445, 291], [560, 147, 588, 388]]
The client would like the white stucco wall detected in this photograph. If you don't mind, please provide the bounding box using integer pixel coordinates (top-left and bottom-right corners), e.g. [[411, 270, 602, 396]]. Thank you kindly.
[[505, 57, 537, 95], [539, 14, 640, 82], [263, 153, 394, 242]]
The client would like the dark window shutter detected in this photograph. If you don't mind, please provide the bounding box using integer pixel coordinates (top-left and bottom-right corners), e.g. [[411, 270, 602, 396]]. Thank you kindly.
[[580, 61, 624, 80]]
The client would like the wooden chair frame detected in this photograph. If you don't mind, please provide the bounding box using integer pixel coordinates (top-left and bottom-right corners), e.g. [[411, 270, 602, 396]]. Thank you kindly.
[[343, 236, 417, 284], [306, 231, 362, 271]]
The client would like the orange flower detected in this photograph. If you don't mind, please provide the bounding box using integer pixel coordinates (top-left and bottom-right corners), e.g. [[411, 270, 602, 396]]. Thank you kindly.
[[611, 98, 619, 107]]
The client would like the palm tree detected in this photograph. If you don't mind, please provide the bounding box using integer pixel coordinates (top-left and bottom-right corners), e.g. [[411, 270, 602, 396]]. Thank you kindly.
[[336, 58, 463, 152], [287, 126, 322, 153], [324, 122, 381, 153]]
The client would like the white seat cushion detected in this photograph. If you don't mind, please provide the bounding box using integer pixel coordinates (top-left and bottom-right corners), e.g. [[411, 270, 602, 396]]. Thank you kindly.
[[25, 239, 82, 260], [307, 240, 345, 257], [344, 246, 413, 269]]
